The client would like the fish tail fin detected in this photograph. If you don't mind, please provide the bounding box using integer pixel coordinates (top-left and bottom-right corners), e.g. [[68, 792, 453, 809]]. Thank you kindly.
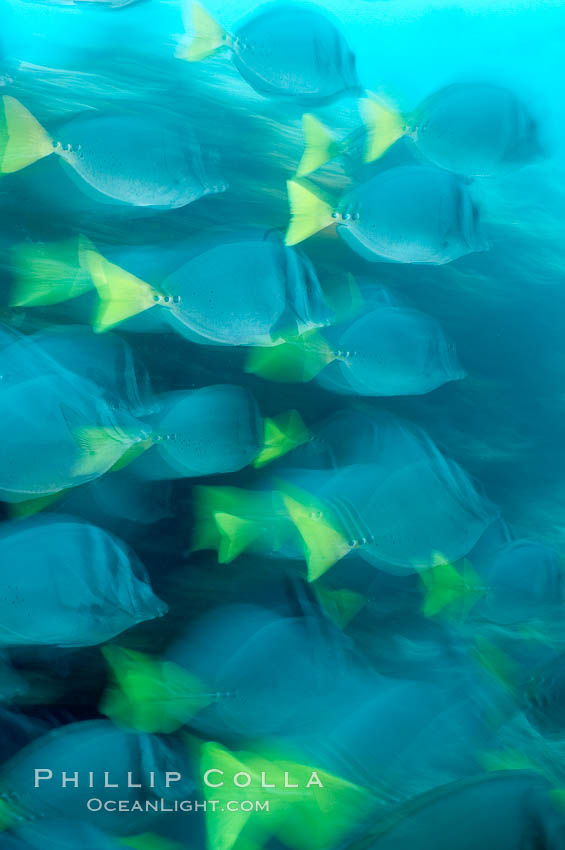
[[177, 2, 229, 62], [296, 114, 337, 177], [278, 481, 351, 581], [214, 512, 262, 563], [361, 93, 405, 162], [0, 96, 53, 174], [419, 555, 483, 619], [79, 239, 162, 332], [285, 180, 334, 246], [253, 409, 310, 468], [10, 237, 90, 307], [245, 329, 335, 383], [100, 645, 212, 734], [7, 491, 65, 519], [315, 585, 366, 629], [192, 486, 262, 563], [71, 426, 137, 478]]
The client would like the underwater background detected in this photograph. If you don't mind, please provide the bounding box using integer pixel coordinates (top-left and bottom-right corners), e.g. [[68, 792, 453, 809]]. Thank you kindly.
[[1, 0, 565, 848]]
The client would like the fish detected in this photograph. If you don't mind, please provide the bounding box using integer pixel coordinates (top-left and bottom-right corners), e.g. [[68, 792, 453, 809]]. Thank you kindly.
[[0, 322, 151, 414], [193, 435, 498, 581], [164, 603, 375, 739], [0, 720, 192, 833], [297, 84, 543, 177], [344, 772, 565, 850], [0, 372, 150, 503], [0, 97, 226, 208], [247, 299, 465, 395], [285, 167, 489, 263], [130, 385, 309, 479], [10, 234, 333, 342], [179, 2, 360, 106], [471, 539, 565, 626], [309, 679, 492, 795], [0, 515, 166, 646]]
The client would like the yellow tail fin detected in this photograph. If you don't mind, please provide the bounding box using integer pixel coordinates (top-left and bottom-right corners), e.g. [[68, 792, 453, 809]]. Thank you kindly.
[[71, 426, 139, 478], [0, 96, 53, 174], [420, 555, 484, 620], [296, 114, 337, 177], [177, 2, 229, 62], [253, 409, 310, 468], [278, 482, 351, 581], [246, 330, 335, 384], [7, 491, 64, 519], [79, 241, 163, 332], [214, 512, 261, 563], [361, 93, 405, 162], [285, 181, 334, 246], [315, 586, 366, 629], [10, 238, 91, 307], [100, 646, 212, 734]]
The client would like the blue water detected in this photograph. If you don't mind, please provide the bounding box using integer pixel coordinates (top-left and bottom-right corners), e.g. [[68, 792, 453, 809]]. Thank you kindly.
[[1, 0, 565, 848]]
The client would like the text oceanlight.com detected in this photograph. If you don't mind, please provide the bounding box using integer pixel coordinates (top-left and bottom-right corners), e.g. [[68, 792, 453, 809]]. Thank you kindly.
[[86, 799, 271, 813]]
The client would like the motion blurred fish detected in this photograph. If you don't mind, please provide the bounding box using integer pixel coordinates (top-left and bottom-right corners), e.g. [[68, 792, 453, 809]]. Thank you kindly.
[[0, 97, 225, 208], [180, 2, 360, 106], [0, 720, 192, 833], [285, 167, 488, 263], [163, 603, 374, 738], [193, 429, 498, 580], [298, 84, 543, 177], [11, 234, 332, 342], [248, 294, 465, 395], [345, 772, 565, 850], [0, 371, 149, 503], [0, 516, 166, 646], [131, 384, 309, 479], [420, 538, 565, 625], [0, 322, 150, 414]]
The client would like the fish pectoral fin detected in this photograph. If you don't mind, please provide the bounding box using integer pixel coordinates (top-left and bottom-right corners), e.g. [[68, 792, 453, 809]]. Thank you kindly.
[[177, 2, 230, 61], [361, 93, 405, 163], [0, 96, 53, 174], [296, 114, 337, 177], [285, 180, 334, 246]]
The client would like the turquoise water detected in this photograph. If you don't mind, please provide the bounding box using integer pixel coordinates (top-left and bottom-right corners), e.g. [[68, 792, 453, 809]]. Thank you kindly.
[[1, 1, 565, 848]]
